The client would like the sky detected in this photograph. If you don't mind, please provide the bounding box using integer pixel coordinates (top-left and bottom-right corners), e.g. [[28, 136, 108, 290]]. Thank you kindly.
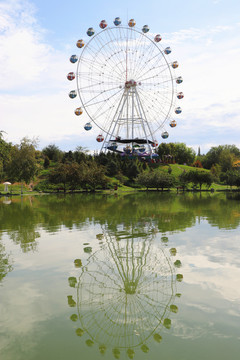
[[0, 0, 240, 154]]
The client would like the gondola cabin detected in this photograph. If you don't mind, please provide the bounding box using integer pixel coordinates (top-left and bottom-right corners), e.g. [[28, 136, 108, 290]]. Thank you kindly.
[[177, 92, 184, 99], [96, 134, 104, 142], [175, 106, 182, 114], [172, 61, 179, 69], [84, 123, 92, 131], [67, 72, 75, 81], [154, 34, 162, 42], [99, 20, 107, 29], [128, 19, 136, 27], [75, 107, 83, 116], [161, 131, 169, 139], [114, 17, 121, 26], [87, 28, 95, 36], [142, 25, 149, 33], [69, 90, 77, 99], [176, 76, 183, 84], [164, 47, 171, 55], [70, 55, 78, 63], [76, 39, 85, 48], [170, 120, 177, 128]]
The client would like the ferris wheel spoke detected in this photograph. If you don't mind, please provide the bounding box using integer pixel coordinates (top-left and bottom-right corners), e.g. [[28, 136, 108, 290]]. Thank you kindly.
[[131, 36, 155, 73], [137, 90, 174, 127], [90, 32, 127, 80], [134, 51, 167, 81], [83, 86, 122, 106], [132, 40, 161, 80], [90, 93, 122, 123], [104, 30, 128, 77], [137, 62, 170, 83]]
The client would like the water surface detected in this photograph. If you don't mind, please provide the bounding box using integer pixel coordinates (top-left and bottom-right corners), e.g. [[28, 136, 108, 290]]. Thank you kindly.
[[0, 193, 239, 360]]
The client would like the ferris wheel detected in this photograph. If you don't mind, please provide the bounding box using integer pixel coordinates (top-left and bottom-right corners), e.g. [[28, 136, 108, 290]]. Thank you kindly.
[[67, 17, 183, 156]]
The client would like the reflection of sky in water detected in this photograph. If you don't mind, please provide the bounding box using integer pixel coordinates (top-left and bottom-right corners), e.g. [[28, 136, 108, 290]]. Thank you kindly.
[[0, 194, 240, 360]]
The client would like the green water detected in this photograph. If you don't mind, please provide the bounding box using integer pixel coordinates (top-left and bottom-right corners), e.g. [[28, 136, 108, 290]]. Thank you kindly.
[[0, 192, 239, 360]]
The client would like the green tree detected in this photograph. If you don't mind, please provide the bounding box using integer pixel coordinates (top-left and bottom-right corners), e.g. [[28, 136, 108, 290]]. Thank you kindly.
[[0, 131, 12, 181], [178, 171, 191, 191], [6, 137, 38, 193], [188, 170, 213, 190], [48, 163, 78, 192], [157, 142, 195, 164], [220, 170, 237, 189], [218, 149, 236, 172], [84, 163, 108, 191], [136, 172, 154, 190], [202, 145, 240, 169], [43, 156, 50, 169], [42, 144, 63, 162], [136, 171, 175, 190]]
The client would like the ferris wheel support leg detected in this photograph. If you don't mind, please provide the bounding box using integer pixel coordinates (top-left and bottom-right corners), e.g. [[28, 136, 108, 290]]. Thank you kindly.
[[135, 89, 153, 158], [131, 89, 135, 154], [100, 91, 128, 153], [110, 91, 129, 141]]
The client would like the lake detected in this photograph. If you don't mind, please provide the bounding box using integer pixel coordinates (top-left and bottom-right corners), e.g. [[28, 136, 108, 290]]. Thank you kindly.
[[0, 192, 240, 360]]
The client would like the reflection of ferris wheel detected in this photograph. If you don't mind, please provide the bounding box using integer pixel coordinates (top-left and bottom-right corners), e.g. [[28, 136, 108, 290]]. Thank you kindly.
[[67, 17, 183, 156], [68, 225, 183, 357]]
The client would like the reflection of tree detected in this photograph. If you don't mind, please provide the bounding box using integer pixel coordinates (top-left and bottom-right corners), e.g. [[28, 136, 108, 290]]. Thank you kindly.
[[0, 242, 12, 282], [68, 224, 183, 357], [0, 198, 41, 252], [1, 192, 240, 255]]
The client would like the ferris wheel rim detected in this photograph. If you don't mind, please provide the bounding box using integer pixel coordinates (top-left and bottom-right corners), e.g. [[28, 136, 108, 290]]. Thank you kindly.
[[75, 242, 177, 349], [75, 25, 177, 138]]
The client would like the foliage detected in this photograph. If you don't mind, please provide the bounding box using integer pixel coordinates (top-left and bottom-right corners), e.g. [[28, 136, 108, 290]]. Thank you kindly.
[[6, 137, 38, 184], [0, 131, 12, 181], [178, 171, 191, 190], [136, 171, 175, 190], [157, 142, 196, 165], [220, 170, 240, 188], [202, 145, 240, 170], [192, 159, 203, 168], [42, 144, 63, 162], [187, 170, 213, 190], [47, 161, 108, 192]]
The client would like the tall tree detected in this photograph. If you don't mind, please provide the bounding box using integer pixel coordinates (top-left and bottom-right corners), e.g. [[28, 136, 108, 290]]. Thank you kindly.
[[0, 131, 12, 181], [6, 137, 38, 193]]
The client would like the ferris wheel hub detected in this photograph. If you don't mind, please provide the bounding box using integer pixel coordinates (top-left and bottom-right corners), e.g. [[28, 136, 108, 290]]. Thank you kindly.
[[125, 79, 137, 88]]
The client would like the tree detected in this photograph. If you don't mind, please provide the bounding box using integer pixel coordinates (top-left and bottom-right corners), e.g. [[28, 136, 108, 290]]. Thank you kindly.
[[43, 156, 50, 169], [178, 171, 191, 191], [42, 144, 63, 162], [218, 149, 236, 172], [220, 170, 237, 189], [154, 172, 175, 190], [136, 172, 154, 190], [202, 145, 240, 169], [0, 131, 12, 181], [136, 171, 175, 190], [48, 162, 108, 192], [48, 163, 80, 192], [84, 163, 108, 191], [188, 170, 213, 190], [157, 142, 195, 164], [6, 137, 38, 193]]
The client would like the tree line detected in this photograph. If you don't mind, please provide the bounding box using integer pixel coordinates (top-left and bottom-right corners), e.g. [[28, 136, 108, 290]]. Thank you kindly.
[[1, 132, 240, 192]]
